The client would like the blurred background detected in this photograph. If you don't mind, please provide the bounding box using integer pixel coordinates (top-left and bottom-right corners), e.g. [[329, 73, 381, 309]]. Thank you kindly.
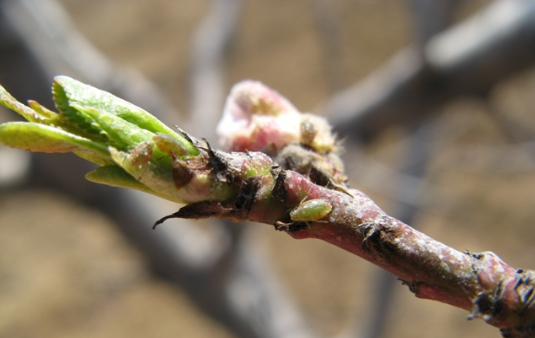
[[1, 0, 535, 337]]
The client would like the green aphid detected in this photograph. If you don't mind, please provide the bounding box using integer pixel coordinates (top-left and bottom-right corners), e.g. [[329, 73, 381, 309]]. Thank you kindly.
[[153, 133, 190, 157], [290, 198, 332, 222]]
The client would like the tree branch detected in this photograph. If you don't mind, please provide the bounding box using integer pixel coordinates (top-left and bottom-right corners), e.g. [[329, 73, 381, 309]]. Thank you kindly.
[[1, 77, 534, 337]]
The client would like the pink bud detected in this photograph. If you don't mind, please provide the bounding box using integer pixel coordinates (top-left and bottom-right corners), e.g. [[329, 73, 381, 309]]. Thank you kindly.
[[216, 81, 301, 154]]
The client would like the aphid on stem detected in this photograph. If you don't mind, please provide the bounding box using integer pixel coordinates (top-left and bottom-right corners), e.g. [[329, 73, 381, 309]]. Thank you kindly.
[[290, 198, 332, 222], [275, 198, 332, 231]]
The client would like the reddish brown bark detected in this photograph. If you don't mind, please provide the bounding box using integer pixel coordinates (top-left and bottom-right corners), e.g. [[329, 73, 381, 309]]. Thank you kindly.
[[159, 164, 535, 337]]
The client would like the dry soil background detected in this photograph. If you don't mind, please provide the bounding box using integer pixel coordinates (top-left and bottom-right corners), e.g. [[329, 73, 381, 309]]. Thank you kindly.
[[1, 1, 535, 338]]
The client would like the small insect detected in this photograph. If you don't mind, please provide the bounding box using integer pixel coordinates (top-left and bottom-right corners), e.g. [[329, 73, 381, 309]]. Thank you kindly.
[[274, 198, 333, 232], [130, 141, 153, 167], [290, 198, 332, 222], [153, 133, 190, 157]]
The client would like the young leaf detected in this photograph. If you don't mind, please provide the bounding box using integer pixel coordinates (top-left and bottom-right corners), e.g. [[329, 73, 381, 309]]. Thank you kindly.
[[0, 122, 109, 155], [85, 165, 162, 197], [0, 86, 50, 124], [53, 76, 198, 156]]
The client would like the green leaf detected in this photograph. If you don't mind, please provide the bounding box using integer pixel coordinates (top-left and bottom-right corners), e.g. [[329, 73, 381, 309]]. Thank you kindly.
[[73, 150, 115, 166], [73, 105, 173, 170], [72, 104, 155, 150], [52, 80, 106, 138], [86, 165, 161, 196], [27, 100, 58, 119], [53, 76, 198, 156], [0, 86, 49, 124], [0, 122, 109, 156]]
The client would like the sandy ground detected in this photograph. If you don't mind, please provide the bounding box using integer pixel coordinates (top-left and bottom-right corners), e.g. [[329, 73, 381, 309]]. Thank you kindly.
[[1, 1, 535, 337]]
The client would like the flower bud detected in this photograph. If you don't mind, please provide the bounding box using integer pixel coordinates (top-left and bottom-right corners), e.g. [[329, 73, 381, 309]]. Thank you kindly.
[[216, 81, 301, 155]]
